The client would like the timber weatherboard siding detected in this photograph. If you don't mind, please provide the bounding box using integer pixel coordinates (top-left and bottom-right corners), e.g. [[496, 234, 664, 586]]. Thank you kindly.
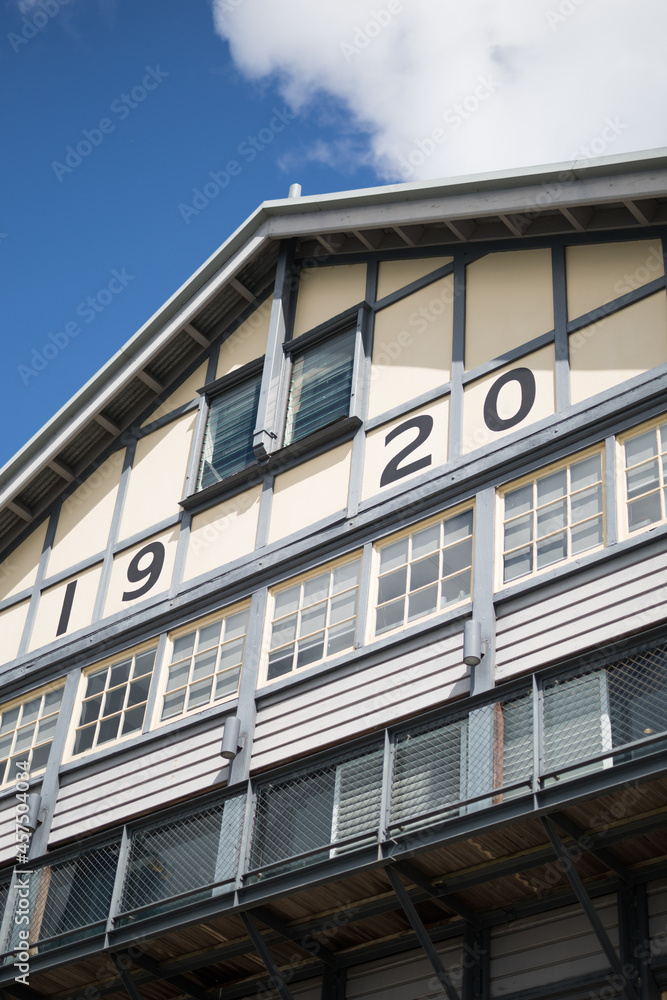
[[346, 938, 465, 1000]]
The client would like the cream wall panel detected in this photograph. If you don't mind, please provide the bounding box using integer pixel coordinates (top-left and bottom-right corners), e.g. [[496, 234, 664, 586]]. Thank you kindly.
[[0, 521, 47, 603], [184, 485, 261, 581], [104, 526, 179, 618], [253, 631, 467, 770], [569, 292, 667, 405], [566, 239, 664, 320], [496, 548, 667, 679], [361, 398, 449, 501], [50, 724, 229, 843], [48, 452, 123, 577], [490, 896, 616, 997], [268, 443, 352, 544], [0, 600, 30, 665], [462, 345, 556, 455], [29, 563, 102, 652], [140, 363, 207, 428], [368, 275, 454, 421], [293, 265, 367, 337], [348, 940, 464, 1000], [217, 299, 271, 379], [376, 256, 453, 301], [118, 412, 196, 541], [464, 249, 554, 370]]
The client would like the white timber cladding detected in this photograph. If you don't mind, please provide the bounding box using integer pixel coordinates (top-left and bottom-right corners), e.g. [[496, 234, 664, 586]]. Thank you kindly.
[[489, 895, 618, 996], [495, 546, 667, 680], [48, 722, 229, 844], [346, 938, 464, 1000], [251, 627, 467, 769]]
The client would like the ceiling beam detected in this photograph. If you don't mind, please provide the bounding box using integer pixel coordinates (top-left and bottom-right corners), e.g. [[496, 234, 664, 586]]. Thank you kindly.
[[47, 458, 75, 483], [240, 912, 297, 1000], [110, 955, 145, 1000], [251, 905, 338, 967], [550, 812, 632, 884], [136, 370, 163, 395], [183, 322, 211, 348], [394, 861, 481, 926], [93, 413, 120, 436], [229, 276, 256, 303], [119, 950, 211, 1000], [351, 229, 378, 251], [6, 499, 33, 523]]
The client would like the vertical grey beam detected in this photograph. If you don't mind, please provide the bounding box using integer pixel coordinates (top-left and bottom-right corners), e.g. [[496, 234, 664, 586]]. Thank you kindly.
[[93, 439, 135, 622], [385, 868, 460, 1000], [240, 911, 297, 1000], [605, 435, 618, 547], [183, 394, 210, 499], [470, 486, 496, 695], [169, 510, 191, 595], [347, 264, 377, 518], [17, 508, 59, 657], [106, 826, 132, 940], [541, 817, 639, 1000], [253, 241, 296, 459], [634, 883, 659, 1000], [463, 923, 490, 1000], [321, 966, 347, 1000], [111, 953, 146, 1000], [552, 243, 570, 412], [618, 886, 641, 1000], [448, 255, 465, 463], [27, 669, 80, 859], [142, 631, 168, 732], [254, 475, 274, 550], [228, 588, 268, 785], [354, 541, 373, 652]]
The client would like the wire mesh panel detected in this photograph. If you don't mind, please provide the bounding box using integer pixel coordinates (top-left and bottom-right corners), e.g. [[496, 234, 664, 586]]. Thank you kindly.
[[249, 742, 384, 880], [391, 713, 467, 831], [119, 793, 244, 922]]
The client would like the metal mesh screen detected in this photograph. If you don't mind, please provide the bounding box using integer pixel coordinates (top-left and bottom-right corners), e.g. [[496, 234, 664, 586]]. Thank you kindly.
[[119, 794, 244, 921], [249, 742, 384, 879]]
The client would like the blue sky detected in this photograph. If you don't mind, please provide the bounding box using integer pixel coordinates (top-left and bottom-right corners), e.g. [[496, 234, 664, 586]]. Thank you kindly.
[[1, 0, 665, 469]]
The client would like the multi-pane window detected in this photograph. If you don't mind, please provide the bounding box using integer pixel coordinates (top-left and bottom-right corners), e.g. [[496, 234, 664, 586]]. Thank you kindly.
[[501, 451, 604, 584], [284, 328, 356, 446], [0, 684, 63, 785], [72, 647, 156, 756], [622, 419, 667, 533], [267, 557, 361, 681], [160, 605, 249, 722], [374, 508, 474, 636], [198, 372, 262, 490]]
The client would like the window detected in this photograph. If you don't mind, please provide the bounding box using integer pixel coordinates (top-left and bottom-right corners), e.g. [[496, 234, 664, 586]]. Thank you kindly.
[[621, 418, 667, 533], [72, 646, 156, 756], [0, 683, 64, 785], [197, 369, 262, 490], [284, 327, 356, 446], [373, 507, 474, 637], [158, 604, 249, 722], [266, 556, 361, 681], [500, 449, 604, 584]]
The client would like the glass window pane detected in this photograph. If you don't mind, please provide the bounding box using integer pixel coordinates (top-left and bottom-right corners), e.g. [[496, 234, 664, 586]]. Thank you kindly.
[[80, 696, 102, 726], [187, 678, 213, 710], [86, 668, 107, 697], [74, 726, 96, 755], [537, 469, 567, 506], [505, 485, 533, 517], [408, 585, 438, 622], [192, 649, 218, 681], [375, 599, 404, 635], [570, 454, 601, 491], [133, 649, 156, 677], [274, 586, 300, 619], [166, 661, 189, 692], [98, 715, 121, 745], [504, 547, 533, 583], [660, 422, 667, 453], [326, 621, 355, 656], [571, 484, 603, 522], [267, 647, 294, 680], [198, 374, 261, 487], [378, 566, 407, 605], [443, 509, 473, 542], [197, 622, 221, 650], [109, 660, 131, 688], [103, 687, 125, 717], [20, 697, 41, 725], [537, 531, 567, 569], [14, 724, 35, 752], [0, 707, 19, 735], [625, 429, 657, 467], [44, 689, 63, 711], [300, 602, 327, 636], [537, 499, 567, 537], [36, 716, 57, 743], [219, 637, 245, 669], [412, 524, 440, 559], [225, 608, 249, 640], [127, 676, 151, 707], [441, 538, 473, 577], [379, 538, 409, 573], [329, 590, 357, 625], [296, 633, 325, 669], [626, 460, 660, 500], [628, 493, 662, 531], [213, 667, 240, 700], [0, 735, 13, 758], [284, 328, 355, 445], [303, 573, 330, 606], [271, 614, 297, 648], [440, 571, 471, 607], [29, 742, 51, 772], [161, 689, 186, 721], [172, 632, 195, 663], [410, 553, 439, 591], [572, 516, 603, 554], [332, 559, 360, 594], [504, 514, 533, 550], [122, 706, 145, 735]]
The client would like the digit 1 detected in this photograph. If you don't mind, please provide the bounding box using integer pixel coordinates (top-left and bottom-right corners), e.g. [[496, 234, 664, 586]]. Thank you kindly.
[[56, 580, 77, 636]]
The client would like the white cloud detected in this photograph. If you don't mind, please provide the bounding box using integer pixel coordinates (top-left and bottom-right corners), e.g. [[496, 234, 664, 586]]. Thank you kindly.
[[211, 0, 667, 181]]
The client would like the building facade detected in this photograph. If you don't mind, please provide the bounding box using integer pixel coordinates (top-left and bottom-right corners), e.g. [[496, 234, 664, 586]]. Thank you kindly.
[[1, 151, 667, 1000]]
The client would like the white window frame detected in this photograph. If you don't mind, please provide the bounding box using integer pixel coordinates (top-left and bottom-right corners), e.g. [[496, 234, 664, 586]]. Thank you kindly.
[[0, 679, 65, 788], [616, 413, 667, 541], [495, 444, 606, 590], [151, 600, 250, 728]]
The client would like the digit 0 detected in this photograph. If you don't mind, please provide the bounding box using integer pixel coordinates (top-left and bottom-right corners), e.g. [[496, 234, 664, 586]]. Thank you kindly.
[[122, 542, 166, 601], [483, 367, 536, 432]]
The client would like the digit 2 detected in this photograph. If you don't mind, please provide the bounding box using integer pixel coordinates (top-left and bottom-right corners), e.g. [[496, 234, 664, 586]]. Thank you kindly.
[[380, 415, 433, 488], [122, 542, 166, 601]]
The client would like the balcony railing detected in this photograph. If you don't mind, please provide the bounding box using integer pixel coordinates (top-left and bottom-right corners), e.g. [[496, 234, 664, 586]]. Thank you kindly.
[[1, 640, 666, 963]]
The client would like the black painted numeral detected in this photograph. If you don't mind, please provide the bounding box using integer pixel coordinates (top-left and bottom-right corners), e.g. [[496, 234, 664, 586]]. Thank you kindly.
[[483, 367, 536, 432], [56, 579, 77, 636], [122, 542, 166, 601], [380, 415, 433, 488]]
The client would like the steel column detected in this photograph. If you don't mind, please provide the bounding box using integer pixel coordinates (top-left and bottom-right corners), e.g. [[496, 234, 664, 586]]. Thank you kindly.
[[241, 911, 297, 1000], [111, 954, 145, 1000]]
